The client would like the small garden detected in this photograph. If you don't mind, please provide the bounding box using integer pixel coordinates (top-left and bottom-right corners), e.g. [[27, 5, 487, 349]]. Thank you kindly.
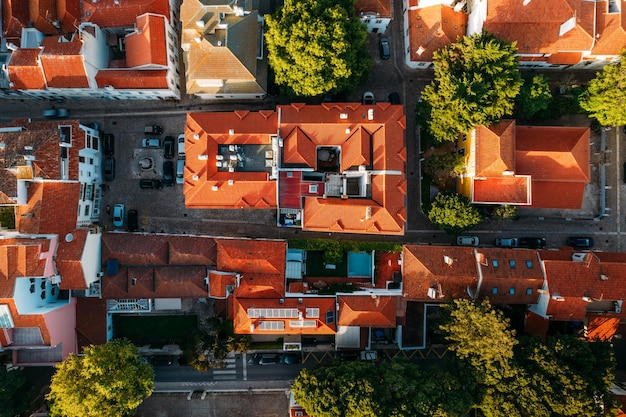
[[112, 314, 198, 346]]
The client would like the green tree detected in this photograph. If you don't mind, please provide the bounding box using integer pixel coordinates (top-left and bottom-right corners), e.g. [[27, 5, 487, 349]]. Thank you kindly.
[[515, 73, 552, 119], [422, 153, 465, 188], [439, 299, 517, 385], [0, 366, 30, 417], [47, 339, 154, 417], [492, 204, 518, 220], [580, 50, 626, 126], [428, 192, 482, 234], [265, 0, 370, 97], [420, 32, 523, 142]]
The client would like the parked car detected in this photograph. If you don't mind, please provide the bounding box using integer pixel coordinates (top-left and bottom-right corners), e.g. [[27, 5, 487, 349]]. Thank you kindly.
[[103, 134, 114, 156], [127, 209, 138, 232], [495, 237, 519, 248], [362, 91, 375, 105], [103, 156, 115, 181], [258, 354, 279, 365], [149, 355, 173, 366], [177, 133, 186, 157], [457, 236, 479, 246], [163, 161, 174, 186], [388, 92, 401, 105], [379, 37, 390, 59], [144, 125, 163, 135], [519, 237, 546, 249], [112, 204, 125, 228], [43, 108, 69, 118], [567, 236, 594, 249], [163, 136, 175, 159], [279, 353, 302, 365], [176, 159, 185, 185], [141, 138, 162, 148], [139, 179, 163, 189]]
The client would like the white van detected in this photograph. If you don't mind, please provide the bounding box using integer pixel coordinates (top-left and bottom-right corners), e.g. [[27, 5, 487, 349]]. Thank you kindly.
[[176, 159, 184, 184]]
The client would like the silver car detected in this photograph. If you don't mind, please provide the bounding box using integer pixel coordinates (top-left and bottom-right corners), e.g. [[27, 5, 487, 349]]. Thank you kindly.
[[112, 204, 125, 228], [457, 236, 479, 246]]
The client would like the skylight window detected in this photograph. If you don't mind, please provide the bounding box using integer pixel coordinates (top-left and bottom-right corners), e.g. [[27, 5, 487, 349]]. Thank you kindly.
[[509, 260, 516, 268], [509, 287, 515, 295], [526, 288, 533, 295], [492, 287, 498, 294], [492, 260, 499, 268], [526, 260, 533, 268]]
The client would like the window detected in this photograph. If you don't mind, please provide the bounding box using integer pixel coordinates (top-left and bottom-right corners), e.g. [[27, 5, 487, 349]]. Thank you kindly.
[[526, 288, 533, 295], [492, 287, 498, 294], [84, 205, 90, 216], [509, 260, 516, 268], [0, 305, 14, 328], [526, 260, 533, 268], [509, 287, 515, 295], [79, 156, 85, 163], [492, 260, 499, 268], [295, 412, 304, 417]]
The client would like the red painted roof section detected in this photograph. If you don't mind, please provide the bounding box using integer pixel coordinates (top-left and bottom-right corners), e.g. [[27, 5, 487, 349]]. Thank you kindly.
[[81, 0, 170, 28], [232, 297, 337, 335], [125, 14, 167, 67], [55, 229, 88, 290], [40, 37, 88, 88], [402, 245, 477, 300], [1, 0, 29, 42], [208, 271, 236, 298], [337, 295, 396, 327], [408, 4, 467, 62], [525, 310, 549, 338], [103, 265, 208, 299], [8, 49, 46, 90], [95, 70, 169, 89], [75, 297, 108, 350]]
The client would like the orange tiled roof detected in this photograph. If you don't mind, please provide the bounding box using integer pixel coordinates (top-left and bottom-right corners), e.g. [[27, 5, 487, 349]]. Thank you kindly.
[[7, 49, 46, 90], [407, 4, 467, 63], [1, 0, 29, 42], [0, 238, 49, 297], [402, 245, 477, 300], [208, 271, 236, 298], [541, 252, 626, 321], [95, 69, 169, 89], [592, 3, 626, 56], [472, 176, 531, 204], [81, 0, 170, 28], [184, 110, 278, 209], [16, 182, 80, 237], [125, 14, 167, 67], [586, 316, 620, 341], [355, 0, 392, 17], [102, 265, 208, 299], [216, 239, 286, 276], [232, 297, 337, 335], [40, 37, 89, 88], [483, 0, 594, 56], [56, 229, 88, 290], [337, 295, 396, 327], [474, 248, 544, 304]]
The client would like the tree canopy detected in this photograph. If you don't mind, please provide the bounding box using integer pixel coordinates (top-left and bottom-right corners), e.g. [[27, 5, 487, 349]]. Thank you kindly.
[[47, 339, 154, 417], [419, 32, 523, 142], [514, 73, 552, 120], [0, 366, 30, 417], [292, 359, 473, 417], [422, 153, 465, 188], [265, 0, 370, 97], [439, 299, 619, 417], [428, 192, 482, 234], [580, 50, 626, 126]]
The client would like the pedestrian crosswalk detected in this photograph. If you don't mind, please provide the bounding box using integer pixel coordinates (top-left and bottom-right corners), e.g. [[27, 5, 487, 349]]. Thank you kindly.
[[212, 353, 237, 380]]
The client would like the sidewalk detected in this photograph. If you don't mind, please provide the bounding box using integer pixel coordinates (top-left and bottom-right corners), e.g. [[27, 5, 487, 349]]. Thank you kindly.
[[154, 378, 292, 393]]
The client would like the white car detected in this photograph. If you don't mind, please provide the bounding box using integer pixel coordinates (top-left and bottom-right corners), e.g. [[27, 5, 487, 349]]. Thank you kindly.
[[141, 138, 161, 148], [457, 236, 479, 246], [177, 134, 185, 157], [112, 204, 125, 228]]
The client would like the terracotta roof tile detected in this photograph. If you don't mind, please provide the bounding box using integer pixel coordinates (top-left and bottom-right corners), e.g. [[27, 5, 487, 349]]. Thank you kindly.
[[592, 6, 626, 56], [208, 271, 236, 298], [7, 49, 46, 90], [232, 297, 337, 335], [125, 14, 167, 67], [472, 176, 530, 204], [95, 69, 169, 89], [16, 182, 80, 237], [407, 4, 467, 62], [82, 0, 170, 28], [56, 229, 88, 290], [402, 245, 477, 300], [337, 295, 396, 327], [586, 316, 619, 341], [2, 0, 29, 42], [40, 38, 89, 88], [0, 239, 48, 297], [216, 239, 286, 276], [167, 236, 216, 265], [101, 233, 169, 265], [355, 0, 392, 17], [102, 265, 208, 299], [475, 121, 516, 176]]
